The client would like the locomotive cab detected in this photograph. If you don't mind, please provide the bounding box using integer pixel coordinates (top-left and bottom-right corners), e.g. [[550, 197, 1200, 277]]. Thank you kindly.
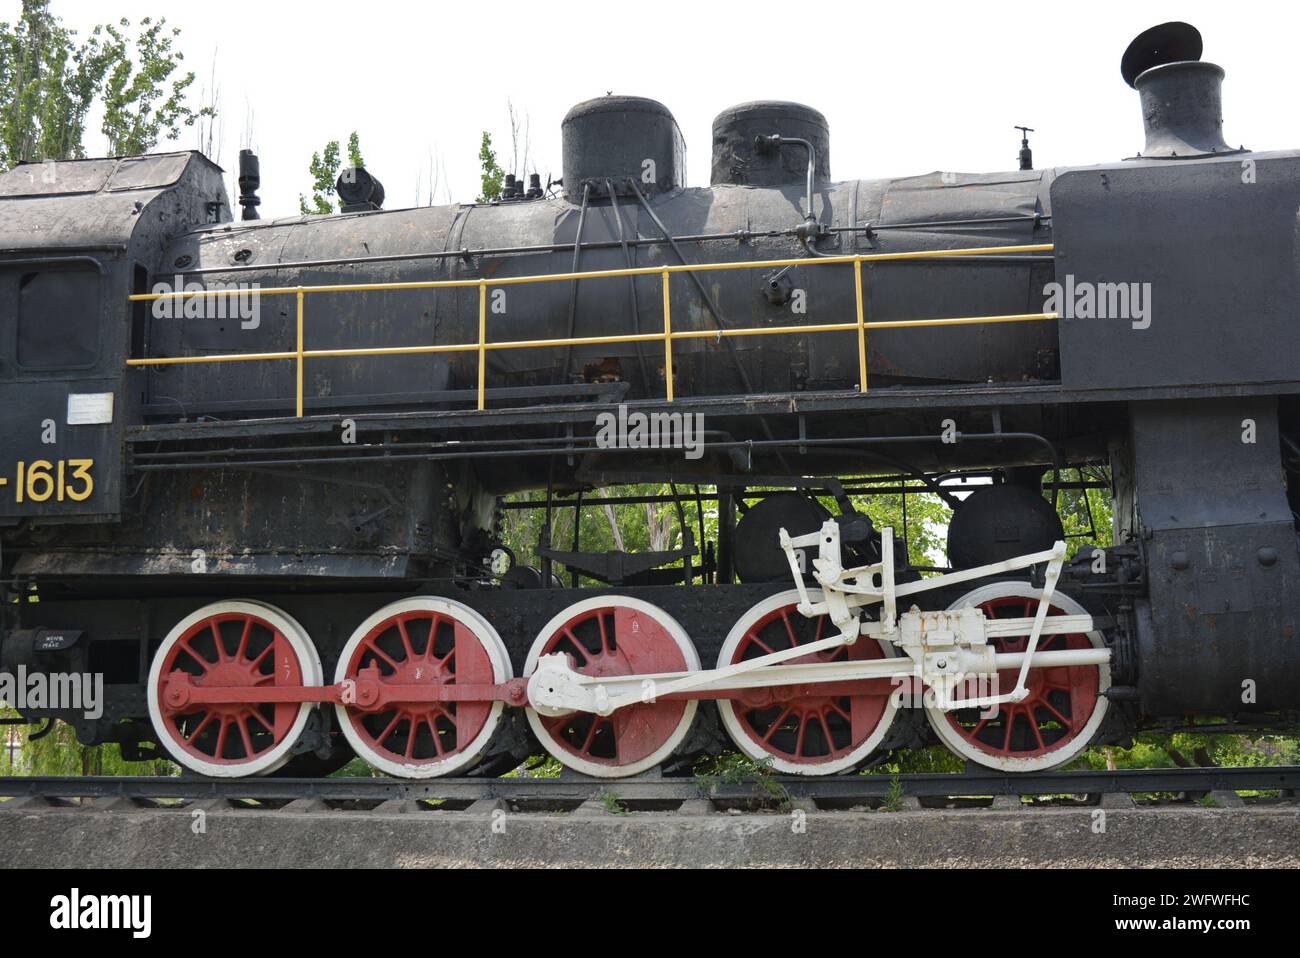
[[0, 152, 229, 526]]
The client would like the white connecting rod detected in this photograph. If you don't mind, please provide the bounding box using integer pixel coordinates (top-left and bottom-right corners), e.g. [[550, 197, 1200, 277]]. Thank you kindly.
[[530, 645, 1111, 710]]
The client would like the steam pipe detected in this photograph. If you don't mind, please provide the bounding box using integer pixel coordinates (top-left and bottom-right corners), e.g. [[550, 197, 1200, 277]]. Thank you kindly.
[[756, 134, 818, 224], [561, 182, 592, 380], [170, 216, 1048, 278]]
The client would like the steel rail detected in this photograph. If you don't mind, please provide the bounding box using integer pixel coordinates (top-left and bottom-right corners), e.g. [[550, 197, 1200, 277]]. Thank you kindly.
[[0, 766, 1296, 804]]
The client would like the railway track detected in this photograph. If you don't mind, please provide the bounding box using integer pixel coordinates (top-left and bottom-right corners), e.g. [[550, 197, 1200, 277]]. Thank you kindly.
[[1, 765, 1296, 810]]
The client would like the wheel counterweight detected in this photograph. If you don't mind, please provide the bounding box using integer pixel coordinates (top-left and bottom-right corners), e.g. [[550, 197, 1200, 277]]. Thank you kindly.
[[925, 583, 1110, 771], [334, 597, 512, 778], [717, 590, 899, 775], [148, 600, 322, 778], [524, 596, 700, 777]]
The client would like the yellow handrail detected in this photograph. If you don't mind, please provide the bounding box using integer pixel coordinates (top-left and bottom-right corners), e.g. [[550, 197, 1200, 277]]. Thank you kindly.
[[126, 243, 1056, 417]]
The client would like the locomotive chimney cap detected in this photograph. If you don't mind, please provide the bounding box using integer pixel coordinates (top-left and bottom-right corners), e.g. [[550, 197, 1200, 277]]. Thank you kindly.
[[1122, 21, 1243, 159], [1121, 21, 1202, 87]]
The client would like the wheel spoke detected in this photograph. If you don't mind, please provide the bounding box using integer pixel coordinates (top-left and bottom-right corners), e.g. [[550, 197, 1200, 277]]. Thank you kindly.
[[236, 714, 256, 758], [375, 712, 402, 745], [761, 706, 795, 745], [816, 713, 836, 756], [1039, 698, 1074, 729], [794, 713, 809, 756], [780, 609, 799, 649], [185, 712, 215, 744], [561, 627, 589, 662], [247, 709, 274, 735], [362, 639, 400, 670], [177, 638, 212, 673], [1029, 715, 1046, 750], [403, 717, 418, 759], [580, 717, 602, 755], [422, 615, 440, 660], [236, 617, 254, 662], [247, 642, 274, 672], [210, 621, 228, 662], [396, 618, 416, 660]]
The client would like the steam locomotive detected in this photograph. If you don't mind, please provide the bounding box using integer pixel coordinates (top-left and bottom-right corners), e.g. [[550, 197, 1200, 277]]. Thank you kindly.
[[1, 21, 1297, 779]]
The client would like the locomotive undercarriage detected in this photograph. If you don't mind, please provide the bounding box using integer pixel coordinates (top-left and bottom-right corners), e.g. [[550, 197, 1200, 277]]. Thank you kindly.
[[1, 393, 1158, 779]]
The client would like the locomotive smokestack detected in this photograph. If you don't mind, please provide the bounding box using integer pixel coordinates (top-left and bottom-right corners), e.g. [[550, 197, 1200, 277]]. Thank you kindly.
[[1122, 22, 1241, 158]]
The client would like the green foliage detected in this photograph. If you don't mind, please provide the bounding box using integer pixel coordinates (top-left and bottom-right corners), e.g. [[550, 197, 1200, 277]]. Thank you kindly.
[[1056, 466, 1115, 559], [846, 485, 947, 566], [1080, 731, 1300, 772], [498, 483, 953, 588], [0, 1, 106, 165], [599, 790, 631, 815], [694, 751, 791, 810], [869, 745, 967, 775], [97, 16, 209, 156], [477, 131, 504, 203], [0, 4, 209, 168], [500, 754, 562, 778], [299, 131, 364, 215], [881, 773, 904, 812], [0, 707, 173, 776], [331, 756, 381, 778]]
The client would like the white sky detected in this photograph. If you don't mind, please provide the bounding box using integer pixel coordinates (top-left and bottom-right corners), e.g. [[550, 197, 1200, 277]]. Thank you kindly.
[[19, 1, 1300, 217]]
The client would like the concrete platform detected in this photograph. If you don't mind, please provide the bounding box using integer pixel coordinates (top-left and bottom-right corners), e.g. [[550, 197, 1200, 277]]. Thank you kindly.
[[1, 802, 1297, 868]]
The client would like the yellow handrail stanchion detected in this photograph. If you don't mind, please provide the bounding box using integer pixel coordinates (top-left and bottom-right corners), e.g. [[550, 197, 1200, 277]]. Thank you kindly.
[[295, 289, 305, 418], [477, 281, 488, 411], [854, 259, 867, 394], [661, 269, 673, 402], [122, 244, 1060, 415]]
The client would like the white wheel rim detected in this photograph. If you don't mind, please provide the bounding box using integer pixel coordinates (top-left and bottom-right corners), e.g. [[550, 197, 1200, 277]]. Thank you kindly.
[[524, 596, 700, 778], [334, 596, 511, 779], [924, 582, 1111, 772], [147, 600, 322, 778], [716, 589, 899, 775]]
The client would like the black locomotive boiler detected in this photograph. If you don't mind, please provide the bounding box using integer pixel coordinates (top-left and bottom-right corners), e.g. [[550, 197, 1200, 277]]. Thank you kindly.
[[1, 22, 1297, 778]]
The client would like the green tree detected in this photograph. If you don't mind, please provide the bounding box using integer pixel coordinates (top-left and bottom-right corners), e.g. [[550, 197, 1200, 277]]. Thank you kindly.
[[1056, 465, 1114, 558], [1, 706, 174, 777], [0, 4, 210, 168], [476, 130, 504, 203], [0, 1, 112, 166], [499, 482, 952, 586], [299, 131, 363, 215], [98, 16, 210, 156]]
